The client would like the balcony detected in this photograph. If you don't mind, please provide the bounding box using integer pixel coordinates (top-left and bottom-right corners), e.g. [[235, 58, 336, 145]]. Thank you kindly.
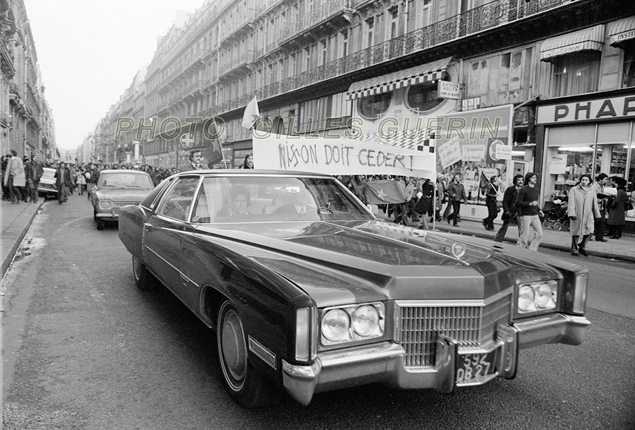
[[218, 49, 255, 79], [219, 8, 258, 45], [279, 0, 354, 48], [216, 0, 587, 116]]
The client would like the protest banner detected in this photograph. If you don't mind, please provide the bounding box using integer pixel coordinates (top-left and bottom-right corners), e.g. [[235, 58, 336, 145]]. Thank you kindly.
[[252, 134, 436, 177]]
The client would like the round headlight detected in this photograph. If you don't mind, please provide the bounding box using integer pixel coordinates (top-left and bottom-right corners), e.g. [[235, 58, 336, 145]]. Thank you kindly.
[[321, 309, 350, 342], [352, 305, 379, 337], [535, 283, 556, 309], [99, 200, 112, 209], [518, 284, 537, 313]]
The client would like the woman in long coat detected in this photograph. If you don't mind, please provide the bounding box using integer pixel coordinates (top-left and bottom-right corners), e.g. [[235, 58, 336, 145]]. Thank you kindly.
[[607, 177, 627, 239], [567, 174, 600, 256]]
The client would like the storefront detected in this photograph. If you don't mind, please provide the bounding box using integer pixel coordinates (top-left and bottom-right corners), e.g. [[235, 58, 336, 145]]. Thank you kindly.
[[536, 90, 635, 225]]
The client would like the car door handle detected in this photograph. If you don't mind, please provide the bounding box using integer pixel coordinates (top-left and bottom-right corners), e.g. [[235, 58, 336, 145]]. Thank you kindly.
[[144, 223, 155, 232]]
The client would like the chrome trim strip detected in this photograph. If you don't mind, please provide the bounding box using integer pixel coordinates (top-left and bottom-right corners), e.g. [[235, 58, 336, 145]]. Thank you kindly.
[[395, 287, 514, 308], [146, 246, 179, 272], [249, 336, 277, 370], [180, 273, 199, 289]]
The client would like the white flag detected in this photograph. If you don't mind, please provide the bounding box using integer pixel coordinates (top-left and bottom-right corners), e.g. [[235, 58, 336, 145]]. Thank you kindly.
[[241, 96, 260, 129]]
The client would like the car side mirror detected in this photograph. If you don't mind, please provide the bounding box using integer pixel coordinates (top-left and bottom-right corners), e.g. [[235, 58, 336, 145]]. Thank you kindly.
[[367, 204, 379, 215]]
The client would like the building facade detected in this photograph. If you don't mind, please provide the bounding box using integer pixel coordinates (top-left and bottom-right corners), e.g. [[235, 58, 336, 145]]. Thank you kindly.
[[94, 0, 635, 223], [0, 0, 54, 162]]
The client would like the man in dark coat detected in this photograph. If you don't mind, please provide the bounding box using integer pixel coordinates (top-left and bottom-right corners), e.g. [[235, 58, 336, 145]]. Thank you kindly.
[[494, 174, 524, 243], [54, 161, 73, 204], [25, 154, 44, 203]]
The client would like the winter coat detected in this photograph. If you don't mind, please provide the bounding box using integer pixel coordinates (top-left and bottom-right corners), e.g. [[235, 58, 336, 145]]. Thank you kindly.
[[567, 184, 600, 236], [607, 189, 627, 226], [4, 156, 25, 187]]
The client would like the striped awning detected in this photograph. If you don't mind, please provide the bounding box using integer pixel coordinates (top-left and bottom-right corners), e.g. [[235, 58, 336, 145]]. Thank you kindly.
[[540, 25, 605, 61], [355, 131, 435, 153], [347, 57, 452, 100], [608, 16, 635, 46]]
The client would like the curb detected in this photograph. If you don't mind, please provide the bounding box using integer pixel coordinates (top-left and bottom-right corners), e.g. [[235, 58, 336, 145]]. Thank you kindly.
[[434, 225, 635, 263], [2, 201, 43, 277]]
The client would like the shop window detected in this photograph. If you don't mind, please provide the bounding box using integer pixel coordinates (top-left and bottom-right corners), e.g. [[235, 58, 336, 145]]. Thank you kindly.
[[357, 92, 392, 120], [552, 52, 600, 97], [622, 40, 635, 88], [405, 73, 448, 113]]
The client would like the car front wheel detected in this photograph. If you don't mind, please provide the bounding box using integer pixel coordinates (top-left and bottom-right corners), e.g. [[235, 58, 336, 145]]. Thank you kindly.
[[217, 300, 273, 408], [132, 255, 158, 291]]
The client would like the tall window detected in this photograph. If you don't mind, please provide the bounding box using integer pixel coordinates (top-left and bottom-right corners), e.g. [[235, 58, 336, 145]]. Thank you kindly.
[[389, 8, 399, 39], [622, 40, 635, 88], [552, 52, 600, 97], [320, 40, 328, 66], [340, 30, 349, 58], [366, 18, 375, 48]]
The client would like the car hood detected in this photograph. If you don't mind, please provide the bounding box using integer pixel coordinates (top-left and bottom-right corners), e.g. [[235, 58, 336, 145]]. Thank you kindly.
[[95, 188, 151, 201], [194, 220, 562, 306]]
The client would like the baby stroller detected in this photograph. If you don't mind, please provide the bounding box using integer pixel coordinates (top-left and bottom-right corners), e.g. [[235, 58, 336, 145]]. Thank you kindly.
[[542, 198, 569, 231]]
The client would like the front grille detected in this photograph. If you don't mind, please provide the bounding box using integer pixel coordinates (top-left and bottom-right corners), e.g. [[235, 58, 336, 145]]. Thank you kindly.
[[399, 294, 511, 367]]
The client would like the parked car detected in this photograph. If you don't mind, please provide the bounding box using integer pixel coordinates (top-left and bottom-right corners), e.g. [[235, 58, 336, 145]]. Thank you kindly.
[[118, 170, 590, 408], [38, 167, 58, 200], [91, 169, 154, 230]]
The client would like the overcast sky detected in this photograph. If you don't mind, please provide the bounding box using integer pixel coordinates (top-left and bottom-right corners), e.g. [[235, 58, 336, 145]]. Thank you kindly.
[[25, 0, 207, 150]]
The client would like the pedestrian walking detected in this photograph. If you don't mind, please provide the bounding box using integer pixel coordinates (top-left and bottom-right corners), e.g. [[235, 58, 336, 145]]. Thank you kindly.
[[76, 168, 86, 195], [446, 173, 466, 227], [567, 175, 600, 256], [589, 173, 609, 242], [3, 150, 25, 204], [482, 175, 501, 231], [54, 161, 72, 204], [494, 174, 523, 243], [25, 154, 44, 203], [414, 178, 435, 230], [517, 172, 544, 251], [607, 177, 628, 239]]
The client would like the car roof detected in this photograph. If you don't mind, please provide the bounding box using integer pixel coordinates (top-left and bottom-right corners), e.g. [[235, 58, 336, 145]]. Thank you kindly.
[[100, 169, 150, 174], [173, 169, 334, 178]]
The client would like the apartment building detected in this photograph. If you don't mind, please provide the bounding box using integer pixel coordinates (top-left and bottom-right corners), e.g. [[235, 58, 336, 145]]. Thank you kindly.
[[0, 0, 54, 161], [98, 0, 634, 222]]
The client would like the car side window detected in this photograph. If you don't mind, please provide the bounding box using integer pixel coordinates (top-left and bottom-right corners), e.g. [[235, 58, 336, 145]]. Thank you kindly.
[[157, 177, 200, 221]]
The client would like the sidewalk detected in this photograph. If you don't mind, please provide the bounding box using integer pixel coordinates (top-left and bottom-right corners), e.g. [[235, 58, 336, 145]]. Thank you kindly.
[[1, 199, 43, 277], [382, 214, 635, 263]]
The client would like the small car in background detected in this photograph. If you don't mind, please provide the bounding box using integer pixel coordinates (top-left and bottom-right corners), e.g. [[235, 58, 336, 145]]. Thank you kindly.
[[118, 170, 590, 408], [38, 167, 58, 200], [91, 169, 154, 230]]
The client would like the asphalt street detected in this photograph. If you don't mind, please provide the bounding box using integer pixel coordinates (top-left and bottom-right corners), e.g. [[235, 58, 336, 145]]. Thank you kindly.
[[1, 194, 634, 429]]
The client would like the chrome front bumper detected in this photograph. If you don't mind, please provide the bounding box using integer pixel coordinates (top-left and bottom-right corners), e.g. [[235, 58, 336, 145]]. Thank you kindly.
[[282, 313, 590, 406]]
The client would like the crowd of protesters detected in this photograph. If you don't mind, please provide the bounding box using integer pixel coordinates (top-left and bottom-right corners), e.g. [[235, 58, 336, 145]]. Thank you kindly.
[[3, 150, 632, 245]]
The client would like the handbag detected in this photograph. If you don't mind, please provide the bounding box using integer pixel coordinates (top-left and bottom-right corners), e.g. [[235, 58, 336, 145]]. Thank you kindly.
[[626, 198, 634, 212]]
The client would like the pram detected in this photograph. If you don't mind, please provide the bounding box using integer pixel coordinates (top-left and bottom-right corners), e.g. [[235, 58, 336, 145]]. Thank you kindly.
[[542, 199, 569, 231]]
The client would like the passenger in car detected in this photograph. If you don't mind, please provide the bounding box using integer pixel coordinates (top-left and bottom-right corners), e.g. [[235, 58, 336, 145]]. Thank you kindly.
[[217, 186, 252, 218], [274, 188, 317, 216]]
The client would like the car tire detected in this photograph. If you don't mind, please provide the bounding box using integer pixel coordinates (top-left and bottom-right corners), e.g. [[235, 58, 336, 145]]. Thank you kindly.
[[132, 255, 159, 291], [97, 219, 105, 230], [93, 210, 97, 221], [217, 300, 273, 408]]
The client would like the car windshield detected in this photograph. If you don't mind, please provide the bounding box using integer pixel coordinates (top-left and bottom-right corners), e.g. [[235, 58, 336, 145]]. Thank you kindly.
[[98, 172, 154, 189], [191, 176, 372, 224]]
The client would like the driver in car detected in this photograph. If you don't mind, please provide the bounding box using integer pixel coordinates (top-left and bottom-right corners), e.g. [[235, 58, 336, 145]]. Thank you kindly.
[[217, 186, 252, 218]]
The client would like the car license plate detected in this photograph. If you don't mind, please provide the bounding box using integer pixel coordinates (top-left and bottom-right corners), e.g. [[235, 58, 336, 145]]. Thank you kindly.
[[456, 350, 497, 384]]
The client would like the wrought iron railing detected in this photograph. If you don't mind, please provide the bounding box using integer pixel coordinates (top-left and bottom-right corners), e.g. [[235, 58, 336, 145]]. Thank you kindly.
[[212, 0, 574, 121]]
